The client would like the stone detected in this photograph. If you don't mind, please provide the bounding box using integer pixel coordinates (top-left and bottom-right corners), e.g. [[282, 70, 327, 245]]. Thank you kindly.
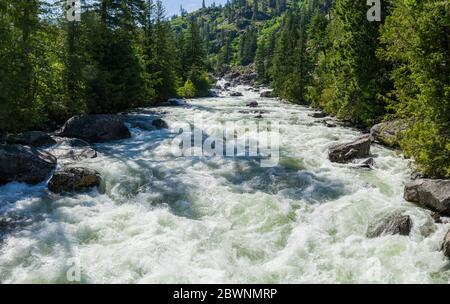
[[0, 144, 57, 185], [246, 101, 259, 108], [329, 135, 372, 163], [441, 230, 450, 258], [370, 120, 407, 148], [404, 179, 450, 215], [309, 112, 328, 118], [367, 214, 412, 238], [6, 131, 56, 147], [152, 119, 169, 130], [260, 90, 276, 98], [58, 115, 131, 143], [48, 167, 101, 194]]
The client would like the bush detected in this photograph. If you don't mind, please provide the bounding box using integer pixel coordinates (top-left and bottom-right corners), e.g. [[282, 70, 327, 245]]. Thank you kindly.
[[177, 80, 197, 98]]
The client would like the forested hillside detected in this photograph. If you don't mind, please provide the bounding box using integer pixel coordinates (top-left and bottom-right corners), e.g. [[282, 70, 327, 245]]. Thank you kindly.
[[172, 0, 449, 178], [0, 0, 210, 133]]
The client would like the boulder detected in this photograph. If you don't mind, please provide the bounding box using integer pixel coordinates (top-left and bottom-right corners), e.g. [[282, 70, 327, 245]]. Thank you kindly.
[[66, 148, 97, 161], [324, 121, 337, 128], [260, 90, 276, 98], [329, 135, 372, 163], [370, 120, 407, 147], [58, 115, 131, 143], [0, 144, 57, 185], [367, 214, 412, 238], [152, 119, 169, 130], [168, 98, 187, 106], [442, 230, 450, 258], [246, 101, 259, 108], [404, 179, 450, 215], [48, 167, 101, 194], [6, 131, 56, 147], [309, 112, 328, 118], [230, 91, 243, 97], [358, 158, 376, 169]]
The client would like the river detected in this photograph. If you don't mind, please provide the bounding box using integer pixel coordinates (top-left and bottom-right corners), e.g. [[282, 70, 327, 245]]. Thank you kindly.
[[0, 85, 449, 283]]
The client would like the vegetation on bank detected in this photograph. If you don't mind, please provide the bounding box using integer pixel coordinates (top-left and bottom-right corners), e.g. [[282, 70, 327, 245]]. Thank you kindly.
[[0, 0, 210, 134], [173, 0, 448, 178]]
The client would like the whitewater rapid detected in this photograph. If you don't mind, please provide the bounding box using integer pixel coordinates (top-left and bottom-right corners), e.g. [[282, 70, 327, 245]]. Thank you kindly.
[[1, 86, 449, 283]]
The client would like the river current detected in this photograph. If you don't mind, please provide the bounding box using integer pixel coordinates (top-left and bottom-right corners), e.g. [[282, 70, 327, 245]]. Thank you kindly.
[[1, 86, 449, 283]]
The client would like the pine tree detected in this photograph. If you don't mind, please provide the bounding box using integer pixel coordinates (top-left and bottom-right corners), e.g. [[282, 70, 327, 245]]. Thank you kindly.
[[379, 0, 450, 178]]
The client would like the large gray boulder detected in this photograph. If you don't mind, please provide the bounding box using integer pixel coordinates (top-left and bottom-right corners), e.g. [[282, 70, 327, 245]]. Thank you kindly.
[[370, 120, 407, 148], [404, 179, 450, 215], [48, 167, 101, 194], [0, 144, 57, 185], [329, 135, 372, 163], [367, 214, 412, 238], [6, 131, 56, 147], [58, 115, 131, 143]]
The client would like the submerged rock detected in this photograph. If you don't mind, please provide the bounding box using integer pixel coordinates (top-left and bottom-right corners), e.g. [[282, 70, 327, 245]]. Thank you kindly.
[[230, 91, 243, 97], [328, 135, 372, 163], [442, 230, 450, 258], [309, 112, 328, 118], [152, 118, 169, 130], [370, 120, 407, 148], [59, 115, 131, 143], [246, 101, 259, 108], [358, 158, 376, 169], [260, 90, 276, 98], [6, 131, 56, 148], [48, 167, 101, 194], [367, 214, 412, 238], [0, 144, 57, 185], [404, 179, 450, 215]]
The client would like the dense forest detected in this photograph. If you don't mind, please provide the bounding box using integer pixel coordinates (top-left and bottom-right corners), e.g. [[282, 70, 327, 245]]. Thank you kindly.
[[0, 0, 210, 132], [0, 0, 449, 178]]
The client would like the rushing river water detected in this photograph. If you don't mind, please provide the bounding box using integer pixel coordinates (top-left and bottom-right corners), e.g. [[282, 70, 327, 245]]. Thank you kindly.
[[1, 86, 449, 283]]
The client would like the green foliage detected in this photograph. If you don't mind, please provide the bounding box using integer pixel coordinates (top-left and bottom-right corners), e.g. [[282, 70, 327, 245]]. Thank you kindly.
[[177, 79, 197, 98], [379, 0, 450, 178]]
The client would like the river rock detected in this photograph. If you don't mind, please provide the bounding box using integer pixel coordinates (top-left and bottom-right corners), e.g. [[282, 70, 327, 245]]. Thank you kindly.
[[0, 144, 57, 185], [67, 148, 97, 161], [442, 230, 450, 258], [152, 119, 169, 130], [58, 115, 131, 143], [367, 214, 412, 238], [404, 179, 450, 215], [6, 131, 56, 148], [370, 120, 407, 148], [260, 90, 276, 98], [309, 112, 328, 118], [48, 167, 101, 194], [358, 158, 376, 169], [230, 91, 243, 97], [246, 101, 259, 108], [329, 135, 372, 163]]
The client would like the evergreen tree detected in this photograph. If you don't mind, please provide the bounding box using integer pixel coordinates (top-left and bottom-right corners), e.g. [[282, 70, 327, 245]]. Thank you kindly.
[[379, 0, 450, 178]]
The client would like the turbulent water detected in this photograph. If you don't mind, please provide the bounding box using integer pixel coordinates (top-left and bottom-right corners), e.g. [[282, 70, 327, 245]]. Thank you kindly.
[[1, 86, 449, 284]]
